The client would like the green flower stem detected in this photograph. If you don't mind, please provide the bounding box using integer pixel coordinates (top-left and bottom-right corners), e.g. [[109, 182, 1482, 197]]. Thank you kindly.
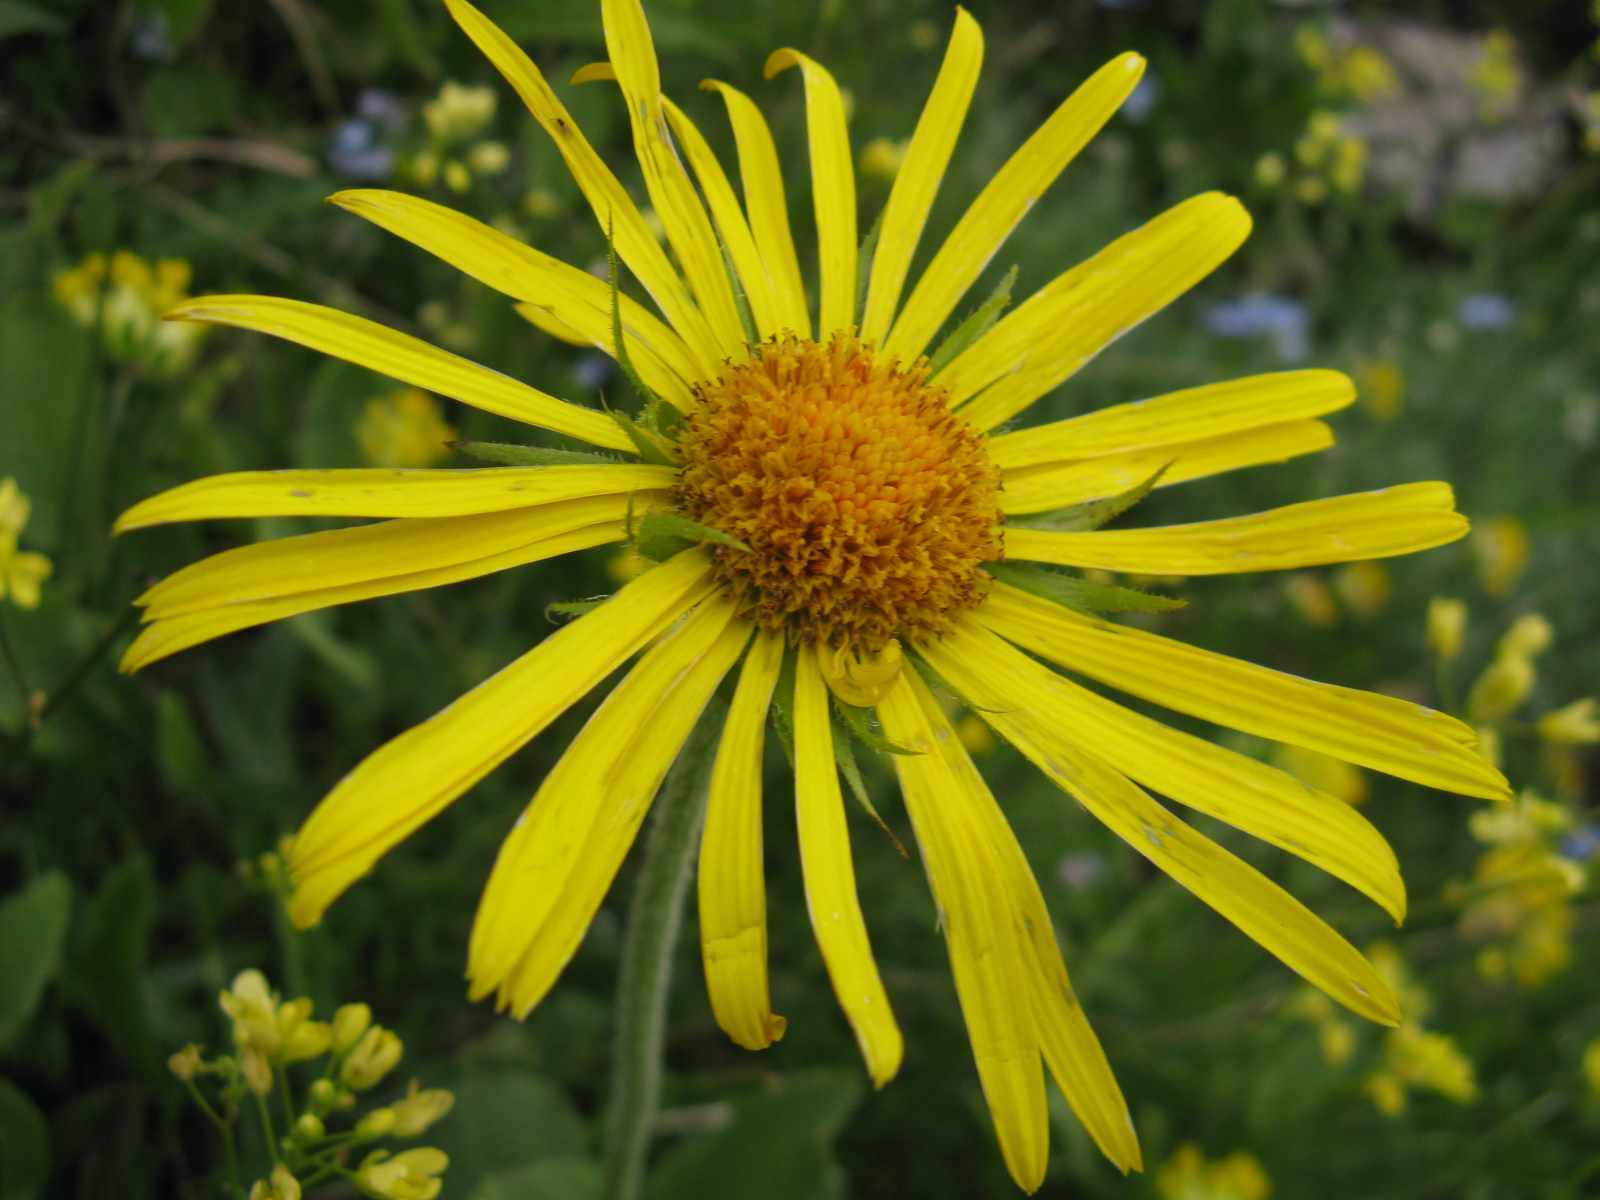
[[599, 697, 724, 1200]]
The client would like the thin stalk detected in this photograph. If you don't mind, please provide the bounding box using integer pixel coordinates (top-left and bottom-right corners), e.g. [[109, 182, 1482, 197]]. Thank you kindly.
[[598, 698, 723, 1200]]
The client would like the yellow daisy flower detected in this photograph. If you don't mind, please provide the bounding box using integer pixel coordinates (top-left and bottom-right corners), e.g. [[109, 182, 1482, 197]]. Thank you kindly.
[[116, 2, 1508, 1189]]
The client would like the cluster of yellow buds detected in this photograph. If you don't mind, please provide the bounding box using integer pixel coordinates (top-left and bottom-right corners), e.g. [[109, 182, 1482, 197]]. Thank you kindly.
[[357, 388, 458, 468], [52, 250, 207, 377], [1455, 790, 1586, 990], [409, 81, 510, 195], [1279, 560, 1390, 630], [1468, 30, 1522, 125], [0, 478, 52, 611], [1290, 111, 1368, 204], [1361, 943, 1479, 1115], [1155, 1142, 1271, 1200], [1295, 26, 1399, 104], [169, 968, 453, 1200]]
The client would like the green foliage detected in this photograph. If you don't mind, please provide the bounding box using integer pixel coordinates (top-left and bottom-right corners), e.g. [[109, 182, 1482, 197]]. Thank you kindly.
[[0, 874, 71, 1052]]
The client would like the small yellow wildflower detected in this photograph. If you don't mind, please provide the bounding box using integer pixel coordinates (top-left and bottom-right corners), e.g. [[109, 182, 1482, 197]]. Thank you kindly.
[[1383, 1024, 1478, 1103], [1332, 560, 1389, 619], [859, 136, 908, 181], [1468, 652, 1534, 723], [355, 1147, 448, 1200], [1156, 1142, 1271, 1200], [1469, 30, 1521, 124], [523, 188, 563, 218], [0, 479, 53, 610], [358, 389, 458, 468], [1253, 152, 1286, 189], [53, 250, 204, 375], [1539, 698, 1600, 744], [1365, 1071, 1406, 1116], [342, 1026, 404, 1091], [332, 1002, 373, 1053], [249, 1164, 302, 1200], [1426, 597, 1466, 661], [389, 1080, 456, 1136], [1497, 613, 1552, 660], [1583, 1038, 1600, 1097], [467, 140, 510, 176], [1339, 46, 1399, 104], [1357, 359, 1403, 421], [167, 1043, 204, 1082], [1282, 573, 1337, 627], [423, 81, 495, 141]]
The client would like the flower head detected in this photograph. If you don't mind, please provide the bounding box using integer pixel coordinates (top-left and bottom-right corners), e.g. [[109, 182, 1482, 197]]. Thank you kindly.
[[118, 2, 1507, 1188]]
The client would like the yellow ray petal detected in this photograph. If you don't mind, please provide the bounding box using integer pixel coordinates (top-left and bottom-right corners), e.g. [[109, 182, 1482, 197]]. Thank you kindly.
[[601, 0, 747, 356], [660, 97, 782, 340], [978, 582, 1510, 800], [700, 630, 787, 1050], [858, 8, 983, 345], [988, 370, 1356, 470], [330, 189, 699, 407], [699, 80, 810, 337], [948, 194, 1253, 431], [903, 670, 1142, 1175], [469, 596, 748, 1014], [884, 52, 1146, 364], [441, 0, 723, 369], [115, 463, 671, 532], [877, 674, 1048, 1191], [793, 647, 904, 1086], [924, 622, 1405, 922], [162, 295, 633, 450], [765, 48, 855, 337], [121, 520, 625, 674], [285, 548, 717, 926], [943, 676, 1401, 1025], [1000, 420, 1334, 515], [1005, 482, 1469, 574]]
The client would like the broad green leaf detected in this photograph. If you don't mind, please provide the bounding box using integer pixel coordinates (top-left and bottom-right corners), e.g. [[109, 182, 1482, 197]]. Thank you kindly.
[[65, 859, 155, 1068], [0, 1078, 49, 1200], [985, 562, 1186, 615], [471, 1157, 600, 1200], [0, 874, 71, 1052], [430, 1071, 589, 1195]]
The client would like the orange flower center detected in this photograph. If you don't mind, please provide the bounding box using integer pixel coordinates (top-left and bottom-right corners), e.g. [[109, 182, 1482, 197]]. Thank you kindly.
[[674, 332, 1004, 655]]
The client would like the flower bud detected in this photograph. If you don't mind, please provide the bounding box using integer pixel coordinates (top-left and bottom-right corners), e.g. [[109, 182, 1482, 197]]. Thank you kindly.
[[341, 1027, 403, 1091], [248, 1165, 301, 1200], [220, 969, 281, 1056], [332, 1003, 373, 1053], [293, 1113, 326, 1142], [357, 1107, 399, 1139], [1426, 597, 1466, 661], [1468, 654, 1534, 723], [355, 1147, 448, 1200], [1498, 613, 1552, 660], [390, 1081, 455, 1137], [308, 1078, 339, 1113], [168, 1043, 204, 1082], [241, 1045, 274, 1096]]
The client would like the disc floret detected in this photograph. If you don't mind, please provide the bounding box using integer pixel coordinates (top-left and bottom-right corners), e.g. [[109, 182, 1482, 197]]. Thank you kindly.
[[674, 332, 1003, 655]]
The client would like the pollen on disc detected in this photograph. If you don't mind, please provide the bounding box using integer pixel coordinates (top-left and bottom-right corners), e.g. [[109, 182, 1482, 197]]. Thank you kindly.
[[674, 333, 1004, 655]]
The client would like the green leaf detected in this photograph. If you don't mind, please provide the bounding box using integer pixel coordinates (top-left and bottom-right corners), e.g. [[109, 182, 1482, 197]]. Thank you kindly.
[[720, 238, 758, 346], [0, 1, 67, 39], [767, 646, 799, 768], [429, 1071, 589, 1195], [633, 512, 748, 562], [545, 597, 607, 623], [0, 1078, 49, 1200], [452, 441, 619, 467], [65, 858, 155, 1068], [985, 562, 1186, 615], [155, 691, 209, 796], [854, 208, 884, 330], [0, 873, 72, 1053], [927, 264, 1017, 378], [645, 1070, 864, 1200], [607, 214, 655, 407], [831, 695, 918, 756], [608, 409, 676, 466], [830, 713, 908, 859], [1006, 463, 1172, 533], [143, 0, 213, 48], [471, 1157, 600, 1200]]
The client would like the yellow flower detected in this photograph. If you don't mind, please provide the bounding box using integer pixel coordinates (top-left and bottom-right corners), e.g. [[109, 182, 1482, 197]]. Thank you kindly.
[[1382, 1024, 1478, 1103], [341, 1025, 403, 1091], [249, 1165, 302, 1200], [1365, 1071, 1406, 1116], [1339, 46, 1398, 104], [859, 136, 908, 181], [116, 3, 1507, 1188], [389, 1080, 456, 1136], [1539, 698, 1600, 744], [357, 388, 458, 467], [1252, 152, 1286, 189], [1282, 573, 1337, 627], [1332, 560, 1389, 619], [1583, 1038, 1600, 1097], [423, 81, 496, 141], [1357, 358, 1403, 422], [355, 1147, 448, 1200], [1468, 652, 1534, 723], [0, 479, 53, 610], [1469, 30, 1522, 124], [1156, 1142, 1271, 1200], [54, 250, 205, 375], [1497, 613, 1552, 660]]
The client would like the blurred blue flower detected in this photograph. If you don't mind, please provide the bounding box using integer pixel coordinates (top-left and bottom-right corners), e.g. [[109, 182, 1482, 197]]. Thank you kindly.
[[1121, 73, 1160, 123], [357, 88, 406, 134], [574, 354, 614, 392], [1202, 293, 1310, 362], [1457, 292, 1515, 330], [328, 119, 394, 181], [1561, 826, 1599, 862], [130, 12, 173, 61]]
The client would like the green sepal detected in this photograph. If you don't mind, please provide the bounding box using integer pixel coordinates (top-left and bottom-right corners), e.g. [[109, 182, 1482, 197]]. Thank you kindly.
[[1007, 463, 1172, 533], [831, 693, 919, 756], [768, 646, 799, 768], [985, 561, 1186, 614], [720, 236, 759, 345], [451, 441, 619, 467], [544, 596, 608, 623], [854, 208, 884, 330], [631, 510, 750, 562], [927, 264, 1018, 378], [608, 408, 678, 466], [830, 711, 909, 859]]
